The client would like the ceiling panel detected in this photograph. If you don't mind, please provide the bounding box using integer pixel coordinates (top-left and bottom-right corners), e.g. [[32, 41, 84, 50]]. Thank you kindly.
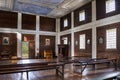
[[13, 0, 53, 15], [30, 0, 64, 6], [0, 0, 91, 18]]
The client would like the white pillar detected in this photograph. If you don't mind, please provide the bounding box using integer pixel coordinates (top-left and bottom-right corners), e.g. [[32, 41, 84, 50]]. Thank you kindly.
[[92, 27, 97, 58], [17, 13, 22, 58], [56, 18, 60, 56], [18, 13, 22, 30], [35, 15, 40, 57], [92, 0, 97, 58], [71, 12, 74, 57]]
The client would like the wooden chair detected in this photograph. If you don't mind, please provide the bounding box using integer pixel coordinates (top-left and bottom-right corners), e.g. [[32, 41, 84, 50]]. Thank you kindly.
[[44, 50, 53, 59]]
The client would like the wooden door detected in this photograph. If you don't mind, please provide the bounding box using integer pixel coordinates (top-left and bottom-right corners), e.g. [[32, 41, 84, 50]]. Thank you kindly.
[[29, 41, 35, 59]]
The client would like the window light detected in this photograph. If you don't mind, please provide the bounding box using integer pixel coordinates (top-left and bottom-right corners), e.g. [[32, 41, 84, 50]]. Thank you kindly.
[[63, 37, 68, 44], [79, 10, 85, 21], [0, 0, 6, 7], [79, 34, 86, 49], [106, 0, 116, 13], [63, 18, 68, 27], [106, 28, 116, 49]]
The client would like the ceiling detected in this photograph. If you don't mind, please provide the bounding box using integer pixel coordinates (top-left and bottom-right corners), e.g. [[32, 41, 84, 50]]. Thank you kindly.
[[0, 0, 91, 18]]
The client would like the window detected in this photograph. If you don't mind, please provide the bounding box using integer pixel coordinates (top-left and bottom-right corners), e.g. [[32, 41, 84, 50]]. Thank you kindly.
[[106, 28, 116, 49], [0, 0, 6, 7], [79, 10, 85, 21], [63, 37, 68, 44], [0, 0, 12, 8], [79, 34, 86, 49], [106, 0, 115, 13], [64, 18, 68, 27]]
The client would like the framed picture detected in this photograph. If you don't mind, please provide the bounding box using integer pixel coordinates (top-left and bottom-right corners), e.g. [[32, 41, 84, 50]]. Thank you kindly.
[[3, 37, 9, 45], [45, 39, 50, 46], [87, 39, 90, 44], [75, 40, 78, 46], [99, 37, 103, 44]]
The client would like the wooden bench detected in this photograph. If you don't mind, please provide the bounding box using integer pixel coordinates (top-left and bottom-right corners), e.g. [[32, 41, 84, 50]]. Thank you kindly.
[[73, 58, 117, 74], [0, 59, 65, 80]]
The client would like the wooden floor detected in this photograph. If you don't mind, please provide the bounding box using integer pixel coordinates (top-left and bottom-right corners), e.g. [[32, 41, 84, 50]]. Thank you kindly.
[[0, 64, 119, 80]]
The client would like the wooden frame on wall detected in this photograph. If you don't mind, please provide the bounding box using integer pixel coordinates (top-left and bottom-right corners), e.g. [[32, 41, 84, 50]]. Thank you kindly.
[[98, 37, 104, 44], [3, 37, 9, 45], [45, 38, 50, 46]]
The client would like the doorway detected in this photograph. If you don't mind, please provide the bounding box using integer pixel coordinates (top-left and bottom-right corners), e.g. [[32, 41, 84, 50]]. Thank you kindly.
[[22, 41, 29, 58]]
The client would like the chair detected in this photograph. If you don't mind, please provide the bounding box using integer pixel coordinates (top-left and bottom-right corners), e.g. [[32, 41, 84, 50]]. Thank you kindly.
[[44, 50, 53, 59]]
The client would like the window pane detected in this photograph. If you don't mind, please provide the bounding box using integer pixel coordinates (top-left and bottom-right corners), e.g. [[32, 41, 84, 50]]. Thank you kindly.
[[79, 34, 86, 49], [79, 10, 85, 21], [64, 18, 68, 27], [106, 0, 115, 13], [0, 0, 6, 7], [106, 28, 116, 49], [63, 37, 68, 44]]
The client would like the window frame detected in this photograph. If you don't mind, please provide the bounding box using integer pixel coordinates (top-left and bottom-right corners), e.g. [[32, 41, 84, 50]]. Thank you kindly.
[[63, 18, 68, 27], [79, 34, 86, 49], [79, 10, 85, 22], [106, 28, 117, 49], [105, 0, 116, 13], [63, 37, 68, 45], [0, 0, 6, 7]]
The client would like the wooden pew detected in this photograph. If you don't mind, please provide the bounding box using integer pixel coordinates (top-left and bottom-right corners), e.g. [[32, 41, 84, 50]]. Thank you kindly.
[[72, 58, 117, 74], [0, 59, 65, 80]]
